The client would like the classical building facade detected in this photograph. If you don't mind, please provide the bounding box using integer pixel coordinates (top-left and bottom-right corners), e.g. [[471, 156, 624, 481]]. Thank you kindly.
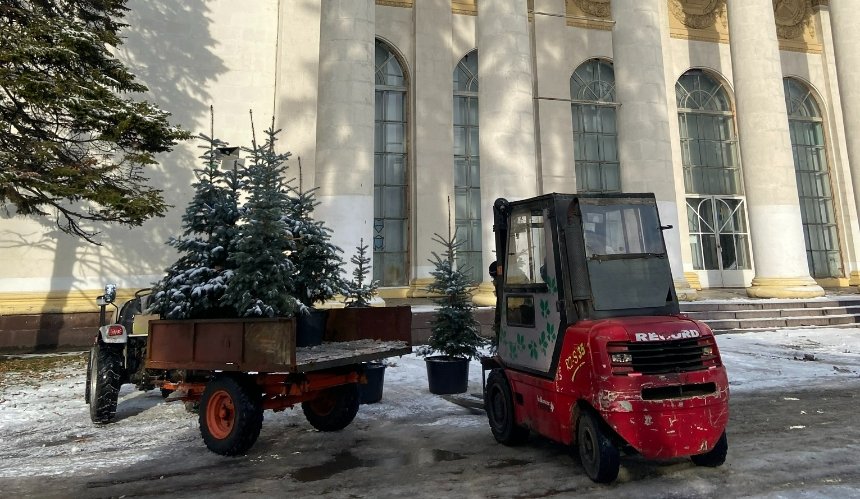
[[3, 0, 860, 345]]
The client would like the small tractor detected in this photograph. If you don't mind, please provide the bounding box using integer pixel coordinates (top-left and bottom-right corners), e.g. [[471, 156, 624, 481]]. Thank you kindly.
[[483, 193, 729, 483]]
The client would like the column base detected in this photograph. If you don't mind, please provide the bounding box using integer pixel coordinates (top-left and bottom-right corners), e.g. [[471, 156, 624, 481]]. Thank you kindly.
[[850, 271, 860, 287], [407, 278, 437, 299], [472, 281, 497, 307], [683, 272, 703, 290], [674, 277, 698, 301], [746, 277, 825, 299]]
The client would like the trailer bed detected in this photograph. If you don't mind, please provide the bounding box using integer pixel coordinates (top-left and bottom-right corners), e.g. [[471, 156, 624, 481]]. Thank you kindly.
[[145, 307, 413, 373]]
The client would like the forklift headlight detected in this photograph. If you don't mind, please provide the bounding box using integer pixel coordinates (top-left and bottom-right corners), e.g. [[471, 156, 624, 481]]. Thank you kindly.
[[702, 345, 713, 356], [610, 352, 633, 364]]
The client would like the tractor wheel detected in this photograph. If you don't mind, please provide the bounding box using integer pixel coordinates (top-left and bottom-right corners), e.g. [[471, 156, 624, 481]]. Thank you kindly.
[[577, 410, 620, 483], [691, 431, 728, 467], [199, 376, 263, 456], [302, 383, 360, 432], [88, 344, 124, 423], [160, 388, 174, 399], [485, 369, 529, 445], [84, 346, 95, 404]]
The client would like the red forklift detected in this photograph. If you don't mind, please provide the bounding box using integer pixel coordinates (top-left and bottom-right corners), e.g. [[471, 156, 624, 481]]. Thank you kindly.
[[483, 193, 729, 483]]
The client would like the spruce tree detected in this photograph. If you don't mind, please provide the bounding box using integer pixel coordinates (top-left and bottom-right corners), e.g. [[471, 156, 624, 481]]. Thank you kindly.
[[286, 158, 346, 308], [344, 238, 378, 307], [222, 115, 300, 318], [0, 0, 190, 242], [420, 213, 485, 360], [150, 108, 240, 319]]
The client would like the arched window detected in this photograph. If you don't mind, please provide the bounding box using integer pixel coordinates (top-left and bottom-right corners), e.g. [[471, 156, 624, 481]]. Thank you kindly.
[[453, 50, 482, 282], [677, 70, 750, 283], [570, 59, 619, 193], [784, 77, 841, 278], [374, 40, 409, 286]]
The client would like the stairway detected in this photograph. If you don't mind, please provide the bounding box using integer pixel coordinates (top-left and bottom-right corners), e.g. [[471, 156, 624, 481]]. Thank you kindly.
[[680, 296, 860, 334]]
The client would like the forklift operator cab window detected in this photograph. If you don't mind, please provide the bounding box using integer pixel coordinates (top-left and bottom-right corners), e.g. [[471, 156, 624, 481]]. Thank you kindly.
[[581, 204, 665, 257], [505, 209, 547, 286]]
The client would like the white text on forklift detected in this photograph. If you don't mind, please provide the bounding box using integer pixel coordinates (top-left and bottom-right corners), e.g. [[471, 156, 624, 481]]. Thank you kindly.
[[634, 330, 700, 342]]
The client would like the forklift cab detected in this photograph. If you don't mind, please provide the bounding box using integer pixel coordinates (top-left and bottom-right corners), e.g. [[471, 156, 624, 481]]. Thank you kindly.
[[492, 193, 678, 376]]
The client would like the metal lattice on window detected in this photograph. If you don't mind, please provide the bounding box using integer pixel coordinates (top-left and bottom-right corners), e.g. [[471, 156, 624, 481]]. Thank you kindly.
[[784, 77, 841, 278], [373, 40, 409, 286], [453, 50, 482, 283], [570, 59, 620, 193]]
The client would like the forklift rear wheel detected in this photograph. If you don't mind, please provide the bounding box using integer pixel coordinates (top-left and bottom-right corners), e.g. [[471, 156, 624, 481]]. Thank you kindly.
[[199, 376, 263, 456], [88, 344, 124, 423], [577, 410, 620, 483], [691, 431, 728, 467], [485, 369, 529, 445], [302, 383, 360, 432]]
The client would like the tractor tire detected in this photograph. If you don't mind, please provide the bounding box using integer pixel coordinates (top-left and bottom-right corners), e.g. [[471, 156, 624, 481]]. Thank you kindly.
[[485, 369, 529, 445], [577, 410, 620, 483], [301, 383, 360, 432], [84, 346, 95, 404], [88, 344, 124, 423], [160, 388, 174, 399], [199, 376, 263, 456], [691, 431, 728, 467]]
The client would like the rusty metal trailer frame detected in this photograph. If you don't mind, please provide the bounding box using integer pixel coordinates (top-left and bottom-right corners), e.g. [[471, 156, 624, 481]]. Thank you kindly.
[[143, 306, 413, 455]]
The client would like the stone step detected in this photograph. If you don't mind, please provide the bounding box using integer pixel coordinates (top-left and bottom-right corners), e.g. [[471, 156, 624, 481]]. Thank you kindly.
[[711, 322, 860, 335], [683, 305, 860, 321], [680, 296, 860, 313], [699, 313, 860, 332]]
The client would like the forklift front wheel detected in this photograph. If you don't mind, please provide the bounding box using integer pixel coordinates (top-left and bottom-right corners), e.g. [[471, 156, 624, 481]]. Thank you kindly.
[[485, 369, 529, 445], [691, 431, 728, 467], [577, 410, 620, 483]]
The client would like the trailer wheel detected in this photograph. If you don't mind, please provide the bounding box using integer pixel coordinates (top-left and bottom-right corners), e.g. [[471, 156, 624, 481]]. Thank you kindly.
[[302, 383, 360, 432], [485, 369, 529, 445], [88, 344, 124, 423], [199, 376, 263, 456], [691, 431, 728, 467], [577, 410, 620, 483]]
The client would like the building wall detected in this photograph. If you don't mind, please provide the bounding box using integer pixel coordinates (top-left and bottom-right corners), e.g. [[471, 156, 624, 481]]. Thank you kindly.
[[2, 0, 857, 350]]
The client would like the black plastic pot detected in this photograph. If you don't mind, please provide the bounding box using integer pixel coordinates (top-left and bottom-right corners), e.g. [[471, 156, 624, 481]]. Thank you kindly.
[[425, 356, 469, 395], [296, 309, 328, 347], [359, 362, 386, 404]]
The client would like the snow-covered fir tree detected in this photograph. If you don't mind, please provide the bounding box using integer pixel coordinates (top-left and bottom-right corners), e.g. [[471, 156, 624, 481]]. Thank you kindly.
[[221, 115, 301, 318], [150, 108, 241, 319], [420, 221, 485, 360], [344, 238, 378, 307], [285, 158, 346, 309]]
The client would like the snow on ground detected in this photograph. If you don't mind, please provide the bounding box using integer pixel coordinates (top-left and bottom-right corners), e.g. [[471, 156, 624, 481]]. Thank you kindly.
[[0, 328, 859, 479]]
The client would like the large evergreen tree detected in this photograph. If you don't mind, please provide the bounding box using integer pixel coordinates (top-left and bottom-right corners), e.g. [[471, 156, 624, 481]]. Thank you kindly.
[[0, 0, 189, 243], [150, 109, 241, 319], [222, 117, 300, 318], [286, 159, 345, 309]]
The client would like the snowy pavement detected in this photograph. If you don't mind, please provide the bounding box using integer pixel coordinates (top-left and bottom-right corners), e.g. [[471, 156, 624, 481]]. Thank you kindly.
[[0, 327, 859, 497]]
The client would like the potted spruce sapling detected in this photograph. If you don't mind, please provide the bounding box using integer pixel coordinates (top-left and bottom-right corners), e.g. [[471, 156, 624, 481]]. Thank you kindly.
[[419, 215, 485, 395], [285, 158, 347, 346], [344, 239, 385, 403]]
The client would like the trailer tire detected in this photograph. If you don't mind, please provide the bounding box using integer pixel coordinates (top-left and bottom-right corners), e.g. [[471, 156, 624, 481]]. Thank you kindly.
[[485, 369, 529, 445], [199, 376, 263, 456], [88, 344, 124, 423], [691, 431, 728, 467], [302, 383, 360, 432], [577, 410, 620, 483]]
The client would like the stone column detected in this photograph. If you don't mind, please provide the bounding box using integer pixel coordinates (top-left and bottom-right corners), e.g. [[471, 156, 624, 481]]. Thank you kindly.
[[610, 0, 696, 299], [828, 1, 860, 287], [726, 0, 823, 298], [314, 0, 375, 277], [476, 0, 539, 305], [408, 0, 455, 298]]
